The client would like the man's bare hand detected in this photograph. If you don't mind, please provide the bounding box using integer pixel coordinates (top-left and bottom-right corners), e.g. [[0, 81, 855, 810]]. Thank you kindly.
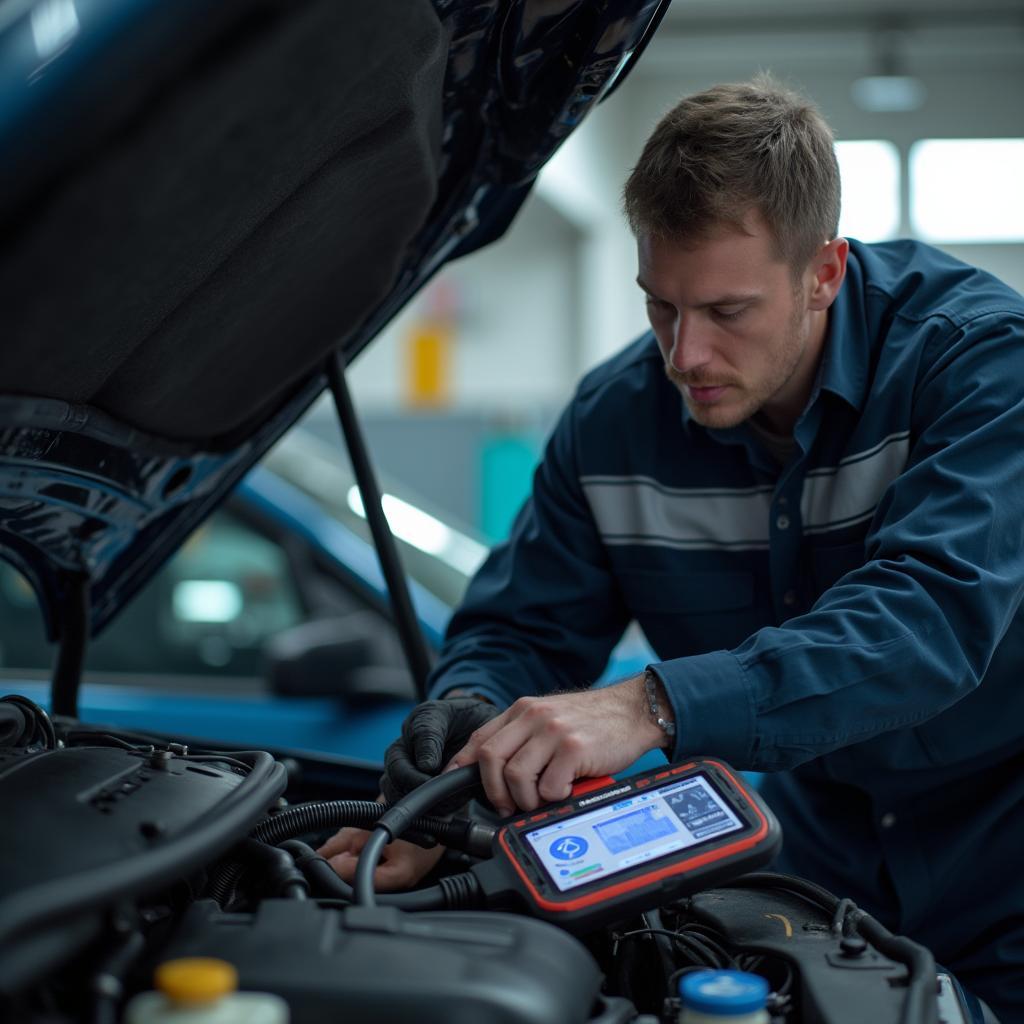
[[317, 825, 445, 892], [447, 675, 668, 817]]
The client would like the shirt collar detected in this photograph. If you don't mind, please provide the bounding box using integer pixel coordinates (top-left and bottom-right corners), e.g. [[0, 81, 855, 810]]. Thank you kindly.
[[817, 243, 870, 414]]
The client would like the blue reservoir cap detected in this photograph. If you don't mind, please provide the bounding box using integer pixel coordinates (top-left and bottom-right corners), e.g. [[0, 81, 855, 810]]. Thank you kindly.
[[679, 970, 769, 1016]]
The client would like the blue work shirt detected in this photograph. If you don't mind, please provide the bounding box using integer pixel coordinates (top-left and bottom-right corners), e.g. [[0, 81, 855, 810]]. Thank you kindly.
[[428, 239, 1024, 1011]]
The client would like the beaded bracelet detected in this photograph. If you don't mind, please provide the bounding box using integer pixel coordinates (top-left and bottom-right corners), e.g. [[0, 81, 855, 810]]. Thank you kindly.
[[643, 669, 676, 744]]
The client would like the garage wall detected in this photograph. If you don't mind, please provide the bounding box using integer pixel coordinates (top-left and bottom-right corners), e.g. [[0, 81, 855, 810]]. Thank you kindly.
[[350, 191, 581, 411]]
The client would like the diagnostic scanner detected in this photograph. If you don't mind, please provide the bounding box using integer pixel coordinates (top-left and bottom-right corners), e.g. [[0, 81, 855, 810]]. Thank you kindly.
[[471, 758, 781, 933]]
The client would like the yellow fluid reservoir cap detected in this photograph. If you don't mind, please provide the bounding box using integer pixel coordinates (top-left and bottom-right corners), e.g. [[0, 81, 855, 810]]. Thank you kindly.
[[155, 958, 238, 1006]]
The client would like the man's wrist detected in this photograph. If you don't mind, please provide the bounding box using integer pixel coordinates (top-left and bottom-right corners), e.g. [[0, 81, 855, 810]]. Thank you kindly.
[[444, 688, 494, 705]]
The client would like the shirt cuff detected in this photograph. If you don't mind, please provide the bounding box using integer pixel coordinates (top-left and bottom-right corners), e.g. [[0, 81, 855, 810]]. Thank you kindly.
[[427, 670, 511, 709], [649, 650, 756, 766]]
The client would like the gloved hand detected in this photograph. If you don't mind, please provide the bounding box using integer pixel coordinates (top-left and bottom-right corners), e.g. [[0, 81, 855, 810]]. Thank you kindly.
[[380, 696, 500, 810]]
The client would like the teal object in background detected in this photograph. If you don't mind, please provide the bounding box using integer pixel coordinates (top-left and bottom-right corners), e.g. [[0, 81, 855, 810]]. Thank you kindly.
[[480, 434, 540, 542]]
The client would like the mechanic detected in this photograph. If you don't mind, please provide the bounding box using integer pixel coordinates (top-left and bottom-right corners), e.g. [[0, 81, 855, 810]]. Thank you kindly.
[[321, 74, 1024, 1019]]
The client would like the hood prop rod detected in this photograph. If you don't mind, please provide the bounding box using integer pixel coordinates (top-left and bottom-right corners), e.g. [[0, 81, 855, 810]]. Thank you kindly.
[[51, 570, 90, 719], [326, 349, 432, 701]]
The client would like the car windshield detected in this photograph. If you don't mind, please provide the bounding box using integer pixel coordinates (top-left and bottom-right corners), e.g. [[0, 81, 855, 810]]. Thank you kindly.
[[261, 402, 489, 610]]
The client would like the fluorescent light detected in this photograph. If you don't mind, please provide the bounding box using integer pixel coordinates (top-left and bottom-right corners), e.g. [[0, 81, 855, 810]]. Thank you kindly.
[[347, 487, 488, 576], [851, 76, 926, 113], [31, 0, 79, 60]]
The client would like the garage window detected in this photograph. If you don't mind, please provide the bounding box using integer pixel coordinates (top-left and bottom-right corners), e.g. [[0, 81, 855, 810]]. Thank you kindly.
[[910, 139, 1024, 243], [835, 140, 901, 243]]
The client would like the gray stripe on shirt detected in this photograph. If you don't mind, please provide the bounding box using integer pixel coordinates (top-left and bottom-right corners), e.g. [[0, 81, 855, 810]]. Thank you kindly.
[[801, 432, 910, 535], [581, 476, 773, 550]]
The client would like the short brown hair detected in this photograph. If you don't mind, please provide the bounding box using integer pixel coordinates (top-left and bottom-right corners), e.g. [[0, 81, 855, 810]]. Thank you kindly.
[[622, 73, 840, 268]]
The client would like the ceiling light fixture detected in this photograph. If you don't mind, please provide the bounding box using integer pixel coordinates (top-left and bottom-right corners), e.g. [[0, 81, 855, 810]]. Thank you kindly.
[[852, 28, 926, 113]]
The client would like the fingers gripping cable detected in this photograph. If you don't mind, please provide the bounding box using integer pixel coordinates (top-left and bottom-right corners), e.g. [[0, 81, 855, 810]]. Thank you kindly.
[[354, 765, 484, 907]]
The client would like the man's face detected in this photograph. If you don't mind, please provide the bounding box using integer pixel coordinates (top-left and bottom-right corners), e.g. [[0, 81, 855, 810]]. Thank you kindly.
[[637, 212, 826, 432]]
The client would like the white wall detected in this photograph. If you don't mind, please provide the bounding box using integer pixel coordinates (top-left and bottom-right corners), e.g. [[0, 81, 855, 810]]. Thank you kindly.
[[352, 12, 1024, 415], [350, 192, 581, 412], [536, 85, 653, 373]]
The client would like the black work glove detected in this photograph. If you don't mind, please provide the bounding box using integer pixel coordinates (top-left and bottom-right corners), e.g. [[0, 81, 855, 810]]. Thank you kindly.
[[380, 696, 500, 811]]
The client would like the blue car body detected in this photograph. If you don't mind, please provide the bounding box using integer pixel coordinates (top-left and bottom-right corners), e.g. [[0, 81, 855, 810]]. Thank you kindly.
[[1, 459, 651, 759]]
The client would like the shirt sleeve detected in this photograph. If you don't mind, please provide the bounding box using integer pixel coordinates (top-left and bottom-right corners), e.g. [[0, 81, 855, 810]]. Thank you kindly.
[[654, 311, 1024, 771], [426, 399, 631, 707]]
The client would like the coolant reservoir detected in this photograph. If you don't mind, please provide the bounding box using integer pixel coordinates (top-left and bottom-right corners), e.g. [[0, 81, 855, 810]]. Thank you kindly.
[[678, 970, 770, 1023], [124, 958, 289, 1024]]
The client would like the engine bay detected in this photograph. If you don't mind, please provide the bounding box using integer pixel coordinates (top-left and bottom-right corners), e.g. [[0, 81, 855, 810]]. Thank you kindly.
[[0, 697, 975, 1024]]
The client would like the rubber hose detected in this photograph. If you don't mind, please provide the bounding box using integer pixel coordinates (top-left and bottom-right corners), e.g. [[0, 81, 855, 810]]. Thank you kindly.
[[354, 829, 391, 906], [207, 839, 310, 906], [251, 800, 465, 849], [357, 766, 483, 907], [236, 839, 309, 899], [207, 861, 244, 907], [282, 839, 481, 911], [376, 765, 483, 841], [853, 911, 937, 1024], [436, 871, 484, 910], [212, 796, 493, 909], [729, 872, 936, 1024]]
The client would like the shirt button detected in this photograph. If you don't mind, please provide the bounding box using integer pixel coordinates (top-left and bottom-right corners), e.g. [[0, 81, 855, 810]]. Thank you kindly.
[[783, 589, 798, 607], [777, 496, 788, 508], [776, 514, 791, 530], [880, 812, 897, 829]]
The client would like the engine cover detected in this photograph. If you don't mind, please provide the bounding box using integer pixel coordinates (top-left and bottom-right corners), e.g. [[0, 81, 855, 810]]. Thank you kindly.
[[0, 743, 285, 993], [0, 746, 246, 891], [146, 898, 604, 1024]]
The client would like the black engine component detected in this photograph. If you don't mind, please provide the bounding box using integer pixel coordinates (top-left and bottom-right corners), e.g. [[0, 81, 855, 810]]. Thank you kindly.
[[642, 884, 928, 1024], [146, 897, 605, 1024], [0, 728, 977, 1024], [0, 743, 287, 995]]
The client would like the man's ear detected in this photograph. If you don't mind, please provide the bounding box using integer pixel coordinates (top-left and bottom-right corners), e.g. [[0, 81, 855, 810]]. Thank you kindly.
[[807, 237, 849, 311]]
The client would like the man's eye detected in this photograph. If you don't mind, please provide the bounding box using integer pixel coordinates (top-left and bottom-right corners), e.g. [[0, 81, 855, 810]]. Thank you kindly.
[[645, 297, 672, 313], [712, 306, 746, 321]]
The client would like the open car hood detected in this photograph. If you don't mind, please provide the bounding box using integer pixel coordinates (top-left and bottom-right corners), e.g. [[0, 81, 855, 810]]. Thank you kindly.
[[0, 0, 667, 642]]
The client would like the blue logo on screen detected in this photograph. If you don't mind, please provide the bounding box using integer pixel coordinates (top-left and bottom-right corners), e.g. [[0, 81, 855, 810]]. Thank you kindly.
[[549, 836, 588, 860]]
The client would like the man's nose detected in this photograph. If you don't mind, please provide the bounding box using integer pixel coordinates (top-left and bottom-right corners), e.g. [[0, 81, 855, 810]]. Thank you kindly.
[[669, 315, 712, 374]]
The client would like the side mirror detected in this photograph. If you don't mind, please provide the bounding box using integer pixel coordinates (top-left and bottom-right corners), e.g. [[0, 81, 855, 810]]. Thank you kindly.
[[265, 613, 416, 701]]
